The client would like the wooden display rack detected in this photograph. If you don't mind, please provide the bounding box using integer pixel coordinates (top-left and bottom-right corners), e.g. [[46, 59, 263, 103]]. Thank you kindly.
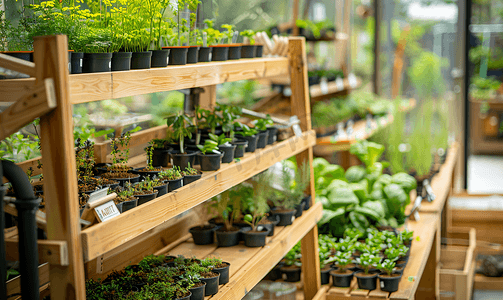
[[0, 36, 323, 299]]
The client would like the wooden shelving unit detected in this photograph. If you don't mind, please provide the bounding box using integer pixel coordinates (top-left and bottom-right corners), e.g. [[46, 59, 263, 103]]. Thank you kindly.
[[1, 36, 322, 300]]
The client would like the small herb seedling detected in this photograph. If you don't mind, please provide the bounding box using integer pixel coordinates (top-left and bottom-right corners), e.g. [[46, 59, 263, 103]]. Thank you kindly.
[[378, 259, 396, 276], [356, 253, 382, 275], [197, 139, 220, 155]]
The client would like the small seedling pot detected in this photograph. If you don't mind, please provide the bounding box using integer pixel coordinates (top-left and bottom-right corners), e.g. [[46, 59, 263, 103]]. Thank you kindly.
[[183, 172, 202, 185], [198, 153, 223, 171], [133, 167, 163, 180], [242, 228, 269, 247], [272, 209, 296, 226], [215, 228, 240, 247], [261, 214, 280, 237], [330, 269, 354, 287], [218, 144, 236, 163], [135, 190, 159, 206], [235, 134, 258, 153], [241, 45, 256, 58], [187, 46, 200, 64], [111, 51, 132, 71], [166, 177, 183, 192], [200, 273, 220, 296], [232, 139, 248, 158], [256, 130, 269, 149], [167, 46, 189, 65], [153, 182, 168, 197], [228, 45, 242, 60], [170, 150, 199, 170], [71, 52, 84, 74], [111, 174, 141, 187], [213, 262, 231, 285], [395, 259, 408, 268], [302, 195, 312, 210], [211, 45, 229, 61], [189, 224, 218, 245], [355, 271, 378, 290], [267, 263, 284, 281], [320, 266, 333, 285], [378, 272, 402, 292], [266, 126, 278, 144], [152, 148, 172, 167], [83, 53, 112, 73], [294, 202, 305, 218], [255, 45, 264, 57], [281, 266, 301, 282], [131, 51, 152, 69], [118, 198, 138, 213], [189, 281, 206, 300], [151, 49, 170, 68], [176, 291, 192, 300], [198, 47, 212, 62]]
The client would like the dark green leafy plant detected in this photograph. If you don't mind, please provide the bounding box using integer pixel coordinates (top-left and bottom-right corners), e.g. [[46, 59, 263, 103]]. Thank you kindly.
[[210, 189, 241, 231], [333, 251, 353, 273], [158, 167, 182, 181], [356, 252, 381, 275], [167, 112, 193, 153], [209, 133, 232, 146], [273, 161, 310, 210], [197, 139, 220, 155], [378, 259, 396, 276]]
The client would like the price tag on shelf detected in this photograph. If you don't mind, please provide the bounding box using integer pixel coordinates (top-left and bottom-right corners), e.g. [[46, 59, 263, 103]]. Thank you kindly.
[[335, 77, 344, 91], [348, 73, 358, 88], [320, 78, 329, 95], [94, 201, 120, 222]]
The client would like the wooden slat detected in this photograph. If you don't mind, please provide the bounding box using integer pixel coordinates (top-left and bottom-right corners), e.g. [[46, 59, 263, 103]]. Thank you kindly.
[[474, 274, 503, 290], [69, 58, 289, 104], [5, 239, 68, 266], [4, 203, 47, 230], [6, 262, 50, 297], [310, 77, 362, 103], [34, 35, 86, 299], [0, 78, 56, 140], [81, 131, 316, 261], [0, 53, 36, 76]]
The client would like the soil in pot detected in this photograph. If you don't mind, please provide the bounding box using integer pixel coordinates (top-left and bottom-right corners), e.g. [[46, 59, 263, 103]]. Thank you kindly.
[[168, 47, 189, 65], [131, 51, 152, 69], [215, 227, 240, 247], [228, 45, 242, 60], [267, 263, 284, 281], [232, 139, 248, 158], [378, 273, 402, 292], [71, 52, 84, 74], [256, 130, 269, 149], [152, 147, 172, 167], [218, 144, 236, 163], [187, 46, 200, 64], [153, 182, 168, 197], [189, 281, 206, 300], [266, 127, 278, 145], [151, 49, 170, 67], [199, 272, 220, 296], [330, 269, 354, 287], [198, 153, 223, 171], [235, 134, 258, 153], [83, 53, 112, 73], [255, 45, 264, 57], [320, 266, 333, 285], [355, 272, 378, 290], [135, 190, 158, 206], [189, 224, 218, 245], [198, 47, 212, 62], [242, 228, 269, 247], [211, 46, 229, 61], [213, 261, 231, 285], [241, 45, 256, 58], [272, 209, 296, 226], [166, 177, 183, 192], [111, 51, 132, 71], [294, 202, 305, 218], [171, 150, 199, 170], [281, 265, 301, 282]]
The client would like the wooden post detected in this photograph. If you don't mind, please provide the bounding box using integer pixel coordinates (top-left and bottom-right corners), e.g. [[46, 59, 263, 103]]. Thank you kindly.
[[33, 35, 86, 299], [199, 85, 217, 110], [289, 37, 320, 300], [293, 0, 299, 36]]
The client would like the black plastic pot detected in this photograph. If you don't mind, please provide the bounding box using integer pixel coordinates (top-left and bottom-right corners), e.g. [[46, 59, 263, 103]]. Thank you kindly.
[[242, 228, 269, 247], [110, 174, 141, 187], [171, 150, 199, 170], [281, 266, 301, 282], [189, 282, 206, 300], [176, 292, 192, 300], [255, 45, 264, 57], [198, 47, 212, 62], [241, 45, 256, 58], [168, 47, 189, 65], [256, 130, 269, 149], [189, 224, 218, 245], [83, 53, 112, 73], [235, 134, 258, 153], [151, 49, 170, 68], [294, 202, 305, 218], [267, 263, 284, 281], [111, 51, 132, 71], [153, 183, 168, 197], [379, 273, 402, 292], [71, 52, 84, 74], [135, 190, 158, 206], [218, 144, 236, 163], [395, 259, 408, 268], [266, 127, 278, 145], [166, 177, 183, 192], [187, 46, 200, 64], [355, 272, 378, 290], [272, 209, 296, 226], [232, 139, 248, 158], [213, 262, 230, 285], [198, 153, 223, 171], [211, 46, 229, 61], [321, 267, 333, 285], [152, 148, 172, 167], [183, 173, 202, 185], [200, 273, 220, 296], [119, 198, 138, 213], [330, 269, 354, 287], [133, 168, 163, 180], [302, 195, 312, 211], [131, 51, 152, 69], [215, 228, 240, 247], [261, 214, 280, 237], [4, 52, 33, 62], [228, 45, 242, 60]]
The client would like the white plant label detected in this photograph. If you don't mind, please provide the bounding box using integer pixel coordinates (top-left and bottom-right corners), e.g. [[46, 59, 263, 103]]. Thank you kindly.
[[348, 73, 358, 88], [109, 61, 112, 69], [80, 59, 83, 67], [292, 124, 302, 137], [320, 79, 329, 94], [335, 77, 344, 90], [94, 201, 120, 222]]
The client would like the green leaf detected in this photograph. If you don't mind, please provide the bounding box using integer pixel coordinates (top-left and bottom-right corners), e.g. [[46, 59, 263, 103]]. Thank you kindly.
[[318, 207, 345, 225]]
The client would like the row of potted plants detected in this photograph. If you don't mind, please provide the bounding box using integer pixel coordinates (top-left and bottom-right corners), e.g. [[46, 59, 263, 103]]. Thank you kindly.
[[189, 162, 311, 248], [86, 255, 230, 300]]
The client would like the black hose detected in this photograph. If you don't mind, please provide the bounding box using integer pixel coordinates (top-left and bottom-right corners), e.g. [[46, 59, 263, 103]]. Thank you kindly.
[[1, 160, 40, 300], [0, 161, 7, 299]]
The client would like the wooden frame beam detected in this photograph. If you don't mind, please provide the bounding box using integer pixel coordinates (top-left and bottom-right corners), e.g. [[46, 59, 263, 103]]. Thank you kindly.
[[0, 53, 36, 77]]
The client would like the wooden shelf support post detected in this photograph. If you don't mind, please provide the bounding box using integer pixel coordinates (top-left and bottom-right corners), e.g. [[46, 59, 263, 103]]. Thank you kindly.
[[34, 35, 86, 299], [289, 36, 321, 300]]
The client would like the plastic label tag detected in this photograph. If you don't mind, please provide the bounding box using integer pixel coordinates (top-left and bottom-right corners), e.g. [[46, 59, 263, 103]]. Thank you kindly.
[[80, 59, 83, 67], [348, 73, 358, 88], [335, 77, 344, 90], [94, 201, 120, 222], [292, 124, 302, 137], [320, 78, 329, 94], [109, 61, 112, 69]]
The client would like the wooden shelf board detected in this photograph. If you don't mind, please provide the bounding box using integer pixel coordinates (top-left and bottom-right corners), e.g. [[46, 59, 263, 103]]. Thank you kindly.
[[309, 77, 362, 102], [68, 57, 289, 104], [325, 214, 439, 300], [474, 274, 503, 290], [163, 202, 323, 300], [81, 130, 316, 261]]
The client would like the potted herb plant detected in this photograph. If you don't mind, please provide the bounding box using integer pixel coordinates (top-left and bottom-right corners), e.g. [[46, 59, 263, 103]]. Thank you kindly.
[[216, 104, 248, 158], [222, 24, 241, 60], [101, 129, 141, 186], [240, 30, 256, 58], [401, 229, 414, 247], [133, 179, 159, 206], [318, 235, 335, 285], [212, 190, 241, 247], [205, 20, 227, 61], [182, 163, 201, 185], [150, 138, 173, 167], [208, 133, 235, 163], [241, 172, 272, 247], [252, 118, 272, 149], [280, 243, 302, 282], [234, 123, 258, 153], [112, 184, 138, 213], [187, 264, 220, 296], [158, 166, 183, 192], [264, 114, 278, 145], [355, 252, 382, 290], [189, 223, 218, 245], [378, 259, 402, 292], [167, 112, 199, 169], [81, 28, 113, 73], [197, 139, 223, 171], [134, 146, 165, 179], [186, 0, 201, 64], [149, 0, 172, 68], [329, 251, 354, 287], [201, 257, 231, 285]]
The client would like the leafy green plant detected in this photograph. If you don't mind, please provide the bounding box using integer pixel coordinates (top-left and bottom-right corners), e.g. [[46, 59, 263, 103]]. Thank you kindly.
[[235, 123, 257, 137], [158, 167, 183, 181], [406, 102, 434, 178], [166, 112, 193, 153], [197, 139, 220, 155], [378, 259, 396, 276], [215, 103, 242, 138], [273, 161, 310, 210], [221, 24, 234, 44], [384, 247, 401, 262], [240, 30, 255, 44], [284, 242, 302, 267], [209, 133, 232, 146], [182, 164, 199, 176], [356, 252, 381, 274], [243, 171, 272, 231], [333, 251, 353, 273], [211, 189, 241, 231], [400, 229, 414, 244], [253, 117, 273, 131]]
